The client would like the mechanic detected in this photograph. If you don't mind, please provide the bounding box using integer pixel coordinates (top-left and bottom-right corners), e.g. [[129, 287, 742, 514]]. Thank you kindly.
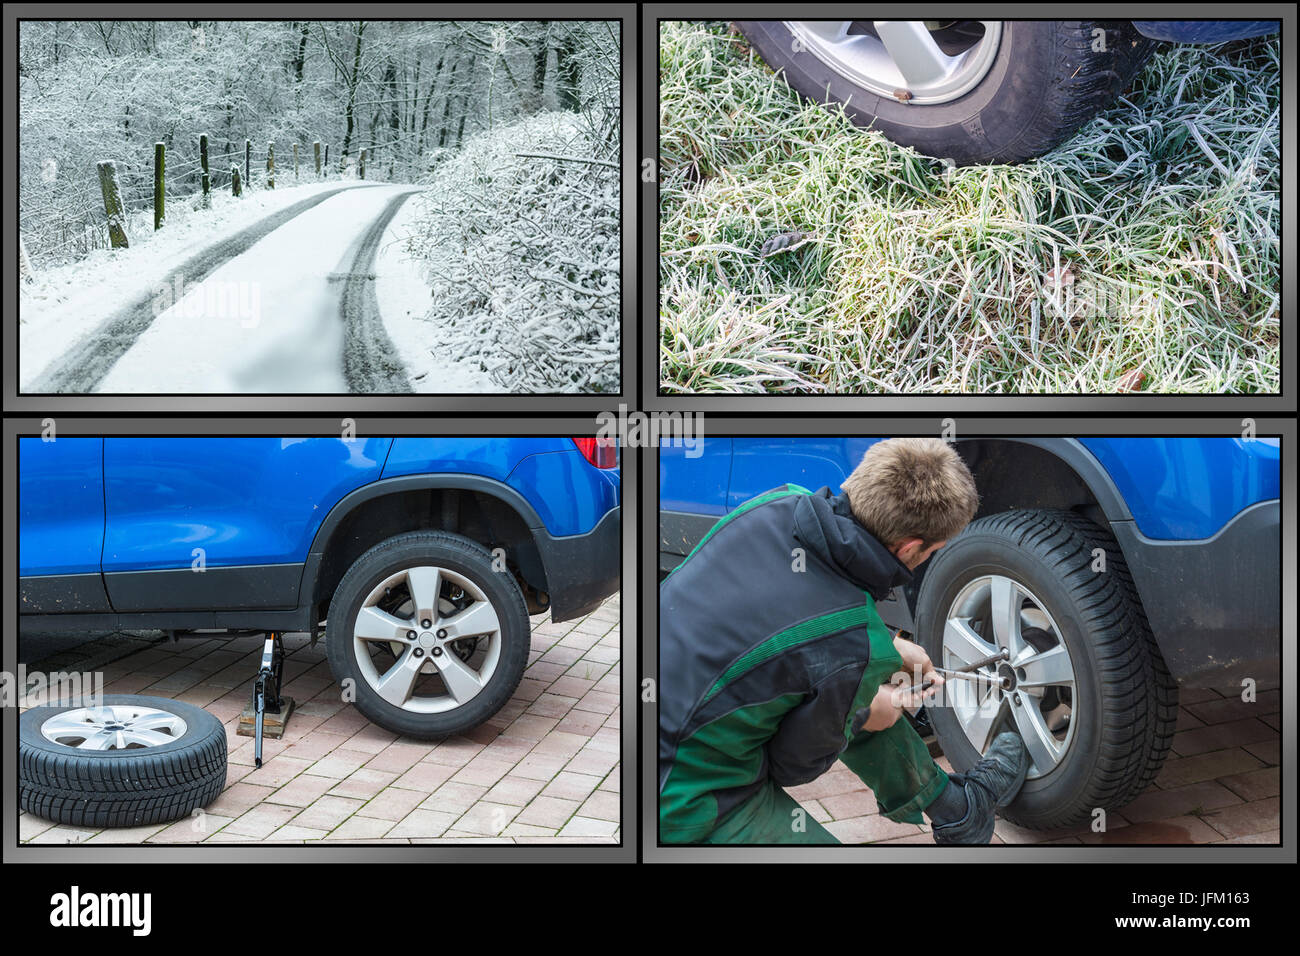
[[659, 437, 1029, 844]]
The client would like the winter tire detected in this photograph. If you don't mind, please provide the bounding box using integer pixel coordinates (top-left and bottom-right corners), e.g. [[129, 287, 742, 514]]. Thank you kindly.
[[325, 530, 530, 740], [19, 695, 227, 828], [915, 509, 1177, 829], [735, 20, 1157, 165]]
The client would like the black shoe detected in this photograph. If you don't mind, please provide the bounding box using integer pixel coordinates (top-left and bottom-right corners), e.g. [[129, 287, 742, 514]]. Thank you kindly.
[[933, 732, 1030, 845]]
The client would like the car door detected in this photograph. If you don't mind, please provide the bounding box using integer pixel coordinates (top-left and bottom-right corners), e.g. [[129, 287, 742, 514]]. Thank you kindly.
[[101, 437, 392, 612], [19, 436, 110, 613]]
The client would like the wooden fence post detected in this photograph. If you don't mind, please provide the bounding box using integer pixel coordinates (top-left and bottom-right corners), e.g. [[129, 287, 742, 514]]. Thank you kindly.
[[293, 143, 299, 181], [266, 142, 275, 189], [97, 160, 129, 248], [324, 144, 329, 170], [200, 133, 210, 206], [314, 141, 321, 177], [245, 139, 251, 190], [232, 165, 241, 197], [359, 148, 366, 180], [154, 142, 165, 230]]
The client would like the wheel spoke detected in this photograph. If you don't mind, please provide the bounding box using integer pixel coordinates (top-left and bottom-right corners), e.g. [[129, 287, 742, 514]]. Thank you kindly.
[[1018, 645, 1074, 694], [944, 616, 997, 668], [965, 695, 1007, 753], [354, 605, 411, 644], [433, 653, 484, 704], [872, 20, 953, 88], [372, 648, 425, 707], [1011, 701, 1060, 775], [125, 728, 176, 747], [405, 566, 442, 621], [129, 712, 184, 734], [41, 714, 98, 738], [988, 576, 1025, 656], [796, 20, 851, 44], [439, 601, 499, 641]]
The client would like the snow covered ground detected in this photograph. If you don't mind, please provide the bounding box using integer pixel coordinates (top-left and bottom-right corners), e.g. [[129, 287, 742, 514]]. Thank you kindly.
[[97, 184, 416, 393], [20, 180, 375, 389], [372, 188, 504, 393]]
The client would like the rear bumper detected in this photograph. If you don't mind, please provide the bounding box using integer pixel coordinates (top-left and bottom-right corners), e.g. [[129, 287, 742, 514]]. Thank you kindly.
[[1131, 20, 1279, 43], [536, 506, 622, 622], [1113, 500, 1280, 687]]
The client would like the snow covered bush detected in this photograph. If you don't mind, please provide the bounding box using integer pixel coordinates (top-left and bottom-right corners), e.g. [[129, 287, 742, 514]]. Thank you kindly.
[[404, 112, 619, 392]]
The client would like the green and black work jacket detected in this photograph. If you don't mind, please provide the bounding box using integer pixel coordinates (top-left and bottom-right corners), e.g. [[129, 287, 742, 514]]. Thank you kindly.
[[658, 484, 911, 843]]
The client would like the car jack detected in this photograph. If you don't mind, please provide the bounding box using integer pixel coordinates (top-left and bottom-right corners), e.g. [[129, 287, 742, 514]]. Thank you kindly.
[[236, 632, 295, 768]]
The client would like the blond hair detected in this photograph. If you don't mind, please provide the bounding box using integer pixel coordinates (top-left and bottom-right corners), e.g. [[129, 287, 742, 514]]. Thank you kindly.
[[840, 438, 978, 547]]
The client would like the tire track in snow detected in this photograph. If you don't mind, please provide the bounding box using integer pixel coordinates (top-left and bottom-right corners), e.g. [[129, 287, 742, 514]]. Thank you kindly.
[[27, 185, 373, 394], [339, 189, 417, 393]]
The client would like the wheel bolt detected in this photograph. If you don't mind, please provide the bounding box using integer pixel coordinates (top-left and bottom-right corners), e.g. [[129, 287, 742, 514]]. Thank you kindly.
[[422, 618, 432, 628], [432, 647, 443, 657], [413, 648, 424, 658], [1013, 693, 1021, 706], [406, 630, 416, 640], [437, 629, 447, 639]]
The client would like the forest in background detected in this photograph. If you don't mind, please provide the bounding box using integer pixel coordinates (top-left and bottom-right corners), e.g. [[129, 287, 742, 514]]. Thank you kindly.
[[19, 20, 620, 265]]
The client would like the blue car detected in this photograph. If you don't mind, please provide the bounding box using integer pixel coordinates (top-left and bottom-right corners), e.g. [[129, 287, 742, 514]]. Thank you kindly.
[[20, 436, 621, 739], [660, 436, 1279, 826], [735, 19, 1280, 164]]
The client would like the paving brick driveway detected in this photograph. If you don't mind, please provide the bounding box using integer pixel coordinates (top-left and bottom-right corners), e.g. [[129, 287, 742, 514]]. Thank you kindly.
[[785, 682, 1280, 845], [20, 595, 621, 845]]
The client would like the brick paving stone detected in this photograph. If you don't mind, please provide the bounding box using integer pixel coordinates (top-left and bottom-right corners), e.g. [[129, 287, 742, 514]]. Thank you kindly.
[[364, 742, 433, 774], [279, 733, 351, 764], [340, 725, 400, 754], [19, 814, 55, 841], [26, 825, 98, 845], [84, 824, 168, 844], [1243, 738, 1280, 766], [1218, 767, 1280, 802], [390, 762, 457, 792], [268, 772, 338, 807], [450, 754, 516, 787], [268, 825, 330, 841], [328, 768, 401, 800], [1155, 749, 1265, 789], [564, 746, 619, 777], [206, 782, 277, 816], [1220, 829, 1280, 845], [1120, 780, 1243, 822], [225, 804, 301, 839], [388, 809, 459, 839], [291, 795, 365, 831], [323, 815, 395, 840], [515, 796, 581, 829], [303, 748, 372, 779], [480, 734, 538, 762], [512, 751, 570, 781], [423, 738, 485, 767], [243, 755, 314, 789], [532, 731, 588, 759], [1200, 798, 1280, 840], [1079, 815, 1223, 845], [455, 801, 520, 836], [423, 781, 489, 815], [1184, 690, 1279, 725], [578, 790, 621, 823], [146, 815, 234, 843], [825, 815, 924, 844], [818, 789, 880, 820], [573, 690, 619, 715], [356, 787, 427, 822], [540, 771, 602, 802], [1171, 717, 1278, 757], [559, 816, 618, 838], [484, 774, 549, 807]]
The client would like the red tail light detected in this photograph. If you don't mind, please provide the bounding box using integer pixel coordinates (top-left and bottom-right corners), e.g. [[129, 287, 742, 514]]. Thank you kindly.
[[573, 436, 617, 469]]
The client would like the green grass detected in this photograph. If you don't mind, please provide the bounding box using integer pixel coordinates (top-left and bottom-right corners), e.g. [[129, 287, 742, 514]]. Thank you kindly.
[[658, 22, 1280, 394]]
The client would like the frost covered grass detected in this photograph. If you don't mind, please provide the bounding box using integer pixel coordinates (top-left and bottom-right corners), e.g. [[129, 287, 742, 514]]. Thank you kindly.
[[405, 112, 620, 393], [658, 22, 1280, 394]]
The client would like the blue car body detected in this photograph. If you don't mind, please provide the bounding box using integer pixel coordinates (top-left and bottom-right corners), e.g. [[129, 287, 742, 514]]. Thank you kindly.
[[660, 436, 1279, 686], [21, 436, 620, 630], [1131, 20, 1279, 43]]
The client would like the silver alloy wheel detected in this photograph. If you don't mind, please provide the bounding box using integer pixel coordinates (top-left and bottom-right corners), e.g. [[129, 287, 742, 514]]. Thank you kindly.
[[942, 575, 1077, 779], [784, 21, 1003, 105], [41, 705, 188, 751], [352, 565, 502, 714]]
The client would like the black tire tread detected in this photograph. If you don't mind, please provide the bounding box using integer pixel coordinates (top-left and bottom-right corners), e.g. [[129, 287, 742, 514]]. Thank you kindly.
[[927, 509, 1176, 829], [19, 697, 227, 829]]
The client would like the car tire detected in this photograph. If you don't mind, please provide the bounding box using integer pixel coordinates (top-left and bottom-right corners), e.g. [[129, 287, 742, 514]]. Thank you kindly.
[[19, 694, 227, 828], [914, 509, 1177, 829], [325, 530, 529, 740], [735, 20, 1157, 165]]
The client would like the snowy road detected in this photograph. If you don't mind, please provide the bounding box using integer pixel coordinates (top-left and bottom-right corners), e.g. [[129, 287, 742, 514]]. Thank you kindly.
[[29, 183, 420, 394]]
